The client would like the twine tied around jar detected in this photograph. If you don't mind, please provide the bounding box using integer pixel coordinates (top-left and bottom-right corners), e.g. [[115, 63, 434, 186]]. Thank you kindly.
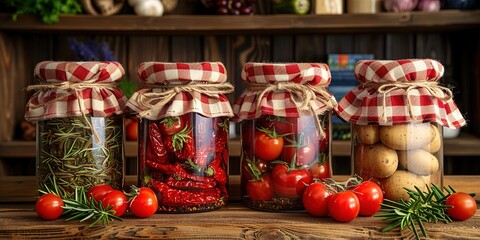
[[362, 81, 453, 122], [27, 81, 117, 143], [135, 82, 235, 117], [247, 82, 335, 139]]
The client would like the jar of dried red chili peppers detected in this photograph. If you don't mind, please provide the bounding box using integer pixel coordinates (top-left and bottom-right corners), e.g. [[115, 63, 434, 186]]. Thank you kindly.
[[25, 61, 127, 199], [233, 62, 338, 211], [337, 59, 466, 201], [127, 62, 234, 213]]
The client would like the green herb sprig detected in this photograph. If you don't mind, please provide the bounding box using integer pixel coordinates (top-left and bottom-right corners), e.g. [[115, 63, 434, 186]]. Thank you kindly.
[[376, 184, 455, 240], [4, 0, 82, 24]]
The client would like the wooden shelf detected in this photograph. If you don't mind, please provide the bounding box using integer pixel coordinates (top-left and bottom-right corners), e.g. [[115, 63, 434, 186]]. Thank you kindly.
[[0, 10, 479, 34], [1, 134, 479, 158]]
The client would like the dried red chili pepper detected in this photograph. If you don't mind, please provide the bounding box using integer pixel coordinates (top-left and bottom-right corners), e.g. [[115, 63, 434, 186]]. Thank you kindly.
[[165, 176, 216, 190], [147, 122, 169, 164], [213, 117, 229, 153], [146, 161, 188, 179], [163, 125, 195, 161], [151, 179, 220, 206], [206, 154, 228, 195]]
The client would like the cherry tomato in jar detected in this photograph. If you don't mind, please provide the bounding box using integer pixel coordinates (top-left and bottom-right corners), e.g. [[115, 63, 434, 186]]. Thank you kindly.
[[281, 142, 316, 166], [35, 193, 64, 220], [129, 187, 158, 218], [446, 192, 477, 221], [272, 164, 313, 198], [310, 160, 330, 180], [159, 116, 185, 136], [87, 184, 114, 202], [302, 182, 333, 217], [101, 190, 128, 217], [273, 117, 297, 135], [350, 181, 383, 216], [328, 191, 360, 222], [253, 129, 284, 161], [246, 174, 275, 201]]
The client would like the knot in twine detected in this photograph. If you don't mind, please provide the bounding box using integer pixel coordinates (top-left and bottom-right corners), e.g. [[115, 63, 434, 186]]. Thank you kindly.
[[136, 82, 234, 118], [27, 81, 117, 144], [362, 81, 453, 123], [248, 82, 335, 139]]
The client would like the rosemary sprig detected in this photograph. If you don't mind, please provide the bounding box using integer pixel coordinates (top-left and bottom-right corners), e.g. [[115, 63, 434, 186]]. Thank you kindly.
[[376, 184, 453, 240], [39, 176, 122, 226]]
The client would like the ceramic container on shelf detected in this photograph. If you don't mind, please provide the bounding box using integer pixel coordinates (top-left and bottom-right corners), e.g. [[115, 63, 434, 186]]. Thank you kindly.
[[25, 61, 127, 199], [337, 59, 466, 201], [233, 62, 338, 211], [126, 62, 234, 213]]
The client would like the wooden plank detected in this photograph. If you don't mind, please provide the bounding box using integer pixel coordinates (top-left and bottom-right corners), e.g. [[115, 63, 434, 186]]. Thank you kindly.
[[294, 34, 325, 62], [170, 36, 203, 62], [272, 35, 294, 62], [326, 34, 354, 54], [1, 11, 479, 33], [354, 34, 385, 58], [127, 36, 170, 84], [385, 33, 415, 59]]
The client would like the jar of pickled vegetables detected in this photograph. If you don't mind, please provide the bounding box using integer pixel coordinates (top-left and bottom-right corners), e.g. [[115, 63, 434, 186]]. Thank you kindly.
[[25, 61, 127, 199], [337, 59, 466, 201], [126, 62, 234, 213], [233, 62, 338, 211]]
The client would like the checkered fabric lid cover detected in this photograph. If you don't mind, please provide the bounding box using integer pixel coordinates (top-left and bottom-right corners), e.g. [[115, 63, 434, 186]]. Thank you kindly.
[[232, 62, 337, 121], [337, 59, 466, 128], [25, 61, 127, 121], [126, 62, 233, 119]]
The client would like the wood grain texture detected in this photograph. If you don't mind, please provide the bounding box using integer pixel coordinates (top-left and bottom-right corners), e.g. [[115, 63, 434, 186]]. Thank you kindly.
[[0, 203, 478, 239], [1, 11, 479, 33], [128, 36, 170, 84]]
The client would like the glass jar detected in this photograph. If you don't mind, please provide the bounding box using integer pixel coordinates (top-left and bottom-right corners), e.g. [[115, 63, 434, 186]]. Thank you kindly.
[[240, 114, 332, 211], [352, 123, 443, 201], [26, 61, 127, 198], [337, 59, 466, 201], [233, 62, 337, 211], [138, 113, 229, 212], [36, 116, 124, 197], [126, 62, 234, 213]]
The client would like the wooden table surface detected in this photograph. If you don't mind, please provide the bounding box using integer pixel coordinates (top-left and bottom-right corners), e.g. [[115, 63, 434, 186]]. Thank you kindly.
[[0, 203, 479, 240]]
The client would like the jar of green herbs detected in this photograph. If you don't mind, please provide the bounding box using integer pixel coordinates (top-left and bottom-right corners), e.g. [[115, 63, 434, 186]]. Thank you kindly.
[[25, 61, 128, 199]]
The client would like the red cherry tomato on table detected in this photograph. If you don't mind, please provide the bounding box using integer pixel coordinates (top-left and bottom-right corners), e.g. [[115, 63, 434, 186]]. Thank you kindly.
[[35, 193, 64, 220], [272, 164, 313, 198], [328, 191, 360, 222], [302, 182, 333, 217], [87, 184, 114, 202], [129, 187, 158, 218], [101, 190, 128, 217], [159, 116, 185, 136], [254, 130, 284, 161], [350, 181, 383, 216], [246, 174, 275, 201], [446, 192, 477, 221]]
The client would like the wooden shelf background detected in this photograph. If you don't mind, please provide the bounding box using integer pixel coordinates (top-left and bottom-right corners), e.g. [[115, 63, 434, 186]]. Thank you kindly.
[[1, 10, 479, 34]]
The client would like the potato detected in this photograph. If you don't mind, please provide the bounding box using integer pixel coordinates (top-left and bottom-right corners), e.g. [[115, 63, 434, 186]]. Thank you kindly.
[[354, 143, 367, 173], [398, 149, 439, 176], [382, 170, 426, 201], [354, 125, 379, 145], [422, 125, 442, 153], [363, 143, 398, 179], [380, 123, 435, 150]]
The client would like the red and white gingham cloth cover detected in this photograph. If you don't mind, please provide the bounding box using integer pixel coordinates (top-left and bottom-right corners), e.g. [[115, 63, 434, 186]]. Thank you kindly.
[[232, 62, 337, 121], [337, 59, 466, 128], [25, 61, 127, 121], [127, 62, 233, 119]]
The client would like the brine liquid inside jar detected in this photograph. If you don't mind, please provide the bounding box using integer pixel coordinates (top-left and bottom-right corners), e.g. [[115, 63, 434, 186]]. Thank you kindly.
[[241, 114, 332, 211], [352, 122, 443, 201], [36, 115, 124, 198], [139, 112, 229, 213]]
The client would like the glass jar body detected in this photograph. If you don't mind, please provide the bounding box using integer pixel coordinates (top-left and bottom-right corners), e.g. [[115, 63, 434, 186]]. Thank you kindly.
[[352, 123, 443, 201], [138, 113, 229, 213], [36, 115, 125, 198], [240, 113, 332, 211]]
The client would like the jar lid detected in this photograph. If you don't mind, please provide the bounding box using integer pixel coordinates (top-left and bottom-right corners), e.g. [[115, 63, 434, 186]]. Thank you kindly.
[[25, 61, 127, 121], [233, 62, 337, 121], [337, 59, 466, 128], [127, 62, 234, 120]]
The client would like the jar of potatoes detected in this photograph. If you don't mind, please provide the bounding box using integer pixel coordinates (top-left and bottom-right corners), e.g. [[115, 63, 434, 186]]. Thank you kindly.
[[352, 123, 442, 201]]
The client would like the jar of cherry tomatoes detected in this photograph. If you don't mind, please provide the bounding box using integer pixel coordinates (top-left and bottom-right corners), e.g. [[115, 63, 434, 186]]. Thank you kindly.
[[126, 62, 234, 213], [233, 62, 337, 211], [337, 59, 466, 201], [25, 61, 127, 199]]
